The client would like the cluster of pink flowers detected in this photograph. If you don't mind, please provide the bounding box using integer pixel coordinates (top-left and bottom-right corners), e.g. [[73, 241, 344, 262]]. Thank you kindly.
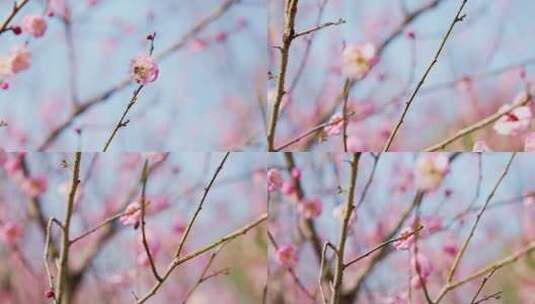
[[276, 244, 297, 268], [21, 15, 47, 38], [0, 45, 31, 89], [2, 154, 47, 198], [267, 167, 300, 195], [413, 153, 450, 192], [130, 54, 159, 85], [342, 43, 378, 80]]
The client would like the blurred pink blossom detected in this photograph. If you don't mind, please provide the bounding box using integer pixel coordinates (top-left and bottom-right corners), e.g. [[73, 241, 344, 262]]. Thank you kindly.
[[276, 244, 297, 268], [0, 221, 22, 246], [8, 45, 31, 74], [493, 105, 532, 136], [393, 227, 415, 251], [280, 181, 295, 195], [20, 175, 47, 198], [22, 15, 47, 38], [267, 168, 283, 192], [410, 253, 434, 289], [414, 153, 449, 192], [120, 201, 142, 227], [297, 198, 322, 219], [342, 43, 377, 80]]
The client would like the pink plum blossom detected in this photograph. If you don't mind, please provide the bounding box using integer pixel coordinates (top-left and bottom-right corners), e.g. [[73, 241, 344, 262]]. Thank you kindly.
[[119, 201, 142, 227], [410, 253, 434, 289], [276, 244, 297, 268], [267, 168, 283, 192], [393, 227, 415, 250], [20, 175, 47, 198], [291, 167, 301, 179], [22, 15, 47, 38], [493, 105, 532, 136], [130, 54, 159, 84], [8, 45, 31, 74], [324, 113, 344, 136], [414, 153, 449, 192], [342, 43, 377, 80], [297, 198, 322, 219], [0, 221, 22, 246], [280, 181, 295, 195]]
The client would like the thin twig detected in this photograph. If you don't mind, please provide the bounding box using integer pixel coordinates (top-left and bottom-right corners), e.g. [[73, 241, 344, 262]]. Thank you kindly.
[[344, 225, 423, 268], [38, 0, 239, 150], [136, 213, 267, 304], [267, 0, 300, 151], [330, 153, 361, 304], [383, 0, 469, 151], [273, 111, 355, 151], [470, 268, 497, 304], [424, 88, 532, 151], [293, 18, 345, 39], [267, 231, 315, 300], [319, 242, 337, 304], [56, 152, 82, 304], [434, 241, 535, 303], [0, 0, 29, 35], [174, 152, 231, 258], [341, 80, 351, 152], [446, 153, 516, 283], [102, 34, 156, 151], [139, 159, 162, 281], [182, 244, 227, 303]]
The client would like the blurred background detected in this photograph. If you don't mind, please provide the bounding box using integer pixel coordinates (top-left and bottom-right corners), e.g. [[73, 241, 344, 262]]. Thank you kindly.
[[268, 152, 535, 303], [0, 0, 266, 151], [267, 0, 535, 151], [0, 152, 267, 303]]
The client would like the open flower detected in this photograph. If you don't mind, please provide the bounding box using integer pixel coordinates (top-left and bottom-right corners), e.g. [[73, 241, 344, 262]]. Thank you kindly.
[[493, 105, 532, 136], [276, 244, 297, 268], [130, 54, 159, 84], [342, 43, 377, 80], [22, 15, 47, 38], [297, 198, 322, 219], [414, 154, 449, 192]]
